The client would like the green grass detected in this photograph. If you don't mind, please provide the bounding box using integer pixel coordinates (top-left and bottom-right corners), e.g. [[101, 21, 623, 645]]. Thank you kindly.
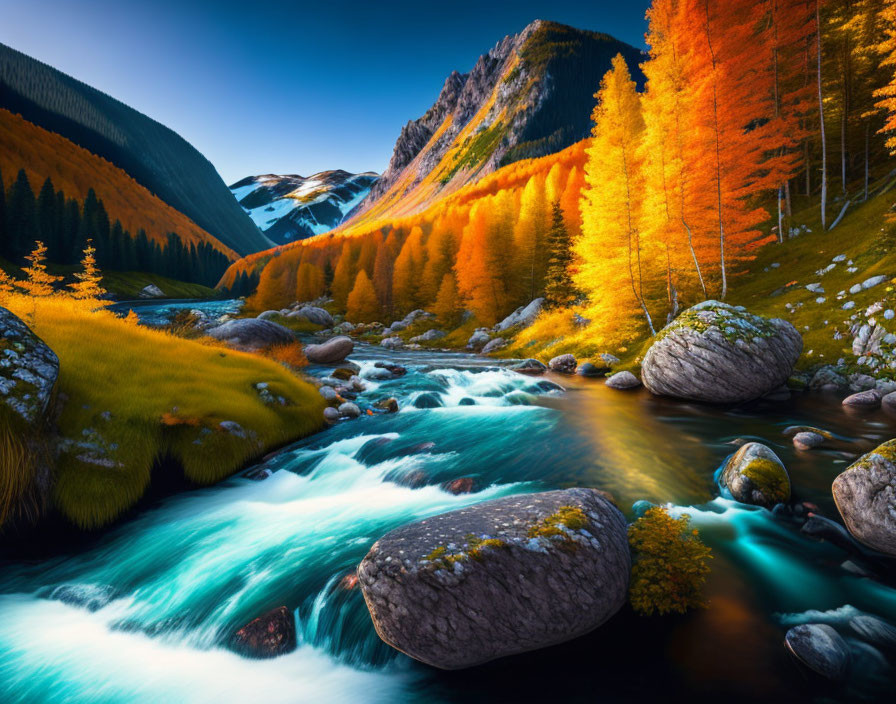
[[3, 294, 325, 529], [98, 270, 220, 300]]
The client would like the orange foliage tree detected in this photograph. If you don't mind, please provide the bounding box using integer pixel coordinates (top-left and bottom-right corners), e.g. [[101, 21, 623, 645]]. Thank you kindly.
[[346, 269, 380, 323]]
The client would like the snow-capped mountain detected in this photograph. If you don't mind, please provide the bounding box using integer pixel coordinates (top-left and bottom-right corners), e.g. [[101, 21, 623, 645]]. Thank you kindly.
[[229, 170, 378, 243]]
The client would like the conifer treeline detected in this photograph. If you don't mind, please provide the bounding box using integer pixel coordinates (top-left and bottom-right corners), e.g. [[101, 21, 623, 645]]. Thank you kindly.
[[227, 0, 896, 335], [0, 167, 230, 287]]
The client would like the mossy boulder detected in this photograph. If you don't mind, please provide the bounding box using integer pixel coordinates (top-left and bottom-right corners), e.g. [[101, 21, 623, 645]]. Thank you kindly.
[[641, 301, 802, 404], [720, 442, 791, 508], [358, 488, 630, 669], [832, 439, 896, 557], [0, 307, 59, 533]]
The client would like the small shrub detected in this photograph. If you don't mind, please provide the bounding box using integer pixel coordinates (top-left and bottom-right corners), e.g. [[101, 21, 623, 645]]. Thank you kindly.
[[627, 507, 713, 616], [262, 341, 308, 370]]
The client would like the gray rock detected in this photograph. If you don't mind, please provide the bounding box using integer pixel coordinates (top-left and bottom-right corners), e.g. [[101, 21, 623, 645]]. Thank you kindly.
[[257, 310, 281, 321], [511, 358, 547, 375], [784, 624, 849, 681], [842, 388, 881, 408], [548, 354, 577, 374], [380, 336, 404, 350], [481, 337, 506, 354], [832, 439, 896, 556], [599, 353, 620, 366], [219, 420, 247, 438], [720, 442, 790, 508], [605, 371, 640, 390], [318, 385, 340, 403], [576, 362, 607, 377], [304, 336, 354, 364], [793, 431, 825, 450], [323, 407, 340, 422], [641, 301, 802, 404], [0, 307, 59, 425], [338, 402, 361, 419], [207, 319, 294, 350], [810, 366, 848, 391], [495, 298, 544, 332], [849, 614, 896, 648], [138, 283, 164, 299], [410, 329, 446, 343], [882, 391, 896, 410], [466, 329, 491, 350], [289, 306, 334, 327], [862, 274, 888, 290], [358, 488, 630, 669]]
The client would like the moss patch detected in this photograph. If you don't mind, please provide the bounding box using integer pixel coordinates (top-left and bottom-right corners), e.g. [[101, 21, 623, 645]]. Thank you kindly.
[[527, 505, 589, 549], [421, 534, 508, 570], [741, 457, 791, 504]]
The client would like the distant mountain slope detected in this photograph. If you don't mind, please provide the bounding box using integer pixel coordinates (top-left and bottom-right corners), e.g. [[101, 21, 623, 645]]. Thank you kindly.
[[0, 42, 272, 255], [230, 170, 378, 243], [0, 109, 237, 259], [347, 19, 643, 227]]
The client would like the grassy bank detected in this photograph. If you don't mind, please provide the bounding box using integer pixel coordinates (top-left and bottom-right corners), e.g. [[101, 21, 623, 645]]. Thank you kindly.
[[3, 294, 324, 529]]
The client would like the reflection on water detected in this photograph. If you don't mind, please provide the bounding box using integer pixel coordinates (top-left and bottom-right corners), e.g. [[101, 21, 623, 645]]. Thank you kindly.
[[1, 325, 895, 703]]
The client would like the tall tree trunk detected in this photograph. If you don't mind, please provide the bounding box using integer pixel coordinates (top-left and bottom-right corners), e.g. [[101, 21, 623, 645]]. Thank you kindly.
[[703, 0, 727, 298], [777, 186, 784, 243], [817, 0, 827, 229]]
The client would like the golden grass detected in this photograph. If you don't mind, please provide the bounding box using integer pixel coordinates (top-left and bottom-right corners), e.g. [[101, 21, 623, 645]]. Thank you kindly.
[[0, 422, 44, 530], [2, 294, 325, 528]]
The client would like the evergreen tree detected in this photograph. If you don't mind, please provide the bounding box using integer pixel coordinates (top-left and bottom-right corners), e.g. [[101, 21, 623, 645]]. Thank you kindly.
[[6, 169, 37, 261], [0, 166, 6, 252], [37, 177, 58, 258], [69, 239, 106, 299], [543, 201, 578, 308], [17, 241, 62, 297]]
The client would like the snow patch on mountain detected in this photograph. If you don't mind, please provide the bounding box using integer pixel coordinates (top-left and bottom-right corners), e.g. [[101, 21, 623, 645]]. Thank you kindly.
[[229, 170, 378, 244]]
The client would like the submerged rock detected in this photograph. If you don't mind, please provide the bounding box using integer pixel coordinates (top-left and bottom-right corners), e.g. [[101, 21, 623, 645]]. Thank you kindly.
[[511, 358, 547, 375], [373, 397, 399, 413], [784, 624, 849, 681], [605, 371, 641, 390], [842, 389, 882, 408], [641, 301, 802, 404], [548, 354, 577, 374], [441, 477, 476, 494], [849, 614, 896, 648], [576, 361, 607, 377], [720, 442, 791, 508], [304, 336, 353, 364], [358, 488, 630, 669], [832, 439, 896, 557], [232, 606, 297, 658], [793, 431, 825, 450]]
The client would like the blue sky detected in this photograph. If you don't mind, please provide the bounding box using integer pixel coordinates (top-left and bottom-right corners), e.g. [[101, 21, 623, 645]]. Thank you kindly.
[[1, 0, 650, 184]]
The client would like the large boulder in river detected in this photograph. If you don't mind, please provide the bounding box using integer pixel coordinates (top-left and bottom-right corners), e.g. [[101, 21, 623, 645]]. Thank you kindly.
[[720, 442, 791, 508], [0, 308, 58, 532], [358, 488, 630, 669], [784, 624, 849, 681], [832, 439, 896, 557], [288, 306, 334, 328], [548, 354, 577, 374], [641, 301, 802, 404], [207, 318, 294, 350], [304, 336, 353, 364]]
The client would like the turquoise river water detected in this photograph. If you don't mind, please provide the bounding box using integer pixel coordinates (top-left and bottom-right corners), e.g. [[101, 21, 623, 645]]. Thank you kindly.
[[1, 299, 895, 702]]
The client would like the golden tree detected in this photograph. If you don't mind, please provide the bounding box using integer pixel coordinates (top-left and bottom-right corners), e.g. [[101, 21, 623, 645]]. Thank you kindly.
[[432, 271, 461, 326], [346, 269, 380, 323], [17, 241, 62, 297], [0, 270, 15, 307], [69, 239, 107, 300], [876, 0, 896, 154]]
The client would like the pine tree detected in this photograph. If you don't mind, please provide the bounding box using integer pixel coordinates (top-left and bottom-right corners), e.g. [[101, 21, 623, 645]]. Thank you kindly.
[[6, 169, 37, 260], [432, 271, 462, 326], [69, 239, 106, 300], [392, 226, 426, 315], [543, 201, 578, 308], [346, 269, 380, 323], [17, 241, 62, 297]]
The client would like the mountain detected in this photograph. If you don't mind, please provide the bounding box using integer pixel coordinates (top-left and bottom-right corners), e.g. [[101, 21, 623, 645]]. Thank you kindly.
[[0, 42, 272, 256], [346, 19, 644, 227], [230, 170, 378, 243]]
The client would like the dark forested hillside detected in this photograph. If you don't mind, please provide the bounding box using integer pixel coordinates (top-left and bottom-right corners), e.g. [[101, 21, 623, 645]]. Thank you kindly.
[[0, 42, 272, 256]]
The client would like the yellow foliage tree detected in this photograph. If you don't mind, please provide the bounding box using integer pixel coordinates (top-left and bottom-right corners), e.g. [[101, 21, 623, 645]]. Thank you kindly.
[[346, 269, 380, 323], [17, 241, 62, 297], [391, 226, 426, 316], [295, 261, 325, 302], [876, 0, 896, 154], [0, 270, 15, 307], [69, 239, 107, 300], [432, 271, 461, 326], [577, 55, 657, 341]]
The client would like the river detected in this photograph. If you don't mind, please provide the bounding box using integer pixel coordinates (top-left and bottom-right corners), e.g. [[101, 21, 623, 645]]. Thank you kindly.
[[1, 299, 894, 702]]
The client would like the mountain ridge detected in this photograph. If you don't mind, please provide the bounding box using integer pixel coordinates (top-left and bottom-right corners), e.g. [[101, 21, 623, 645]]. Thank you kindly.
[[0, 42, 273, 256]]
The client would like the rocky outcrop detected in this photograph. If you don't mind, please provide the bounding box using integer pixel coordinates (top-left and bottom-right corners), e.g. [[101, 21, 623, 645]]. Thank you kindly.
[[641, 301, 802, 404], [720, 442, 791, 508], [358, 488, 630, 669], [231, 606, 297, 658], [207, 319, 294, 350], [832, 439, 896, 557], [304, 336, 353, 364], [496, 298, 544, 333], [0, 307, 59, 532]]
